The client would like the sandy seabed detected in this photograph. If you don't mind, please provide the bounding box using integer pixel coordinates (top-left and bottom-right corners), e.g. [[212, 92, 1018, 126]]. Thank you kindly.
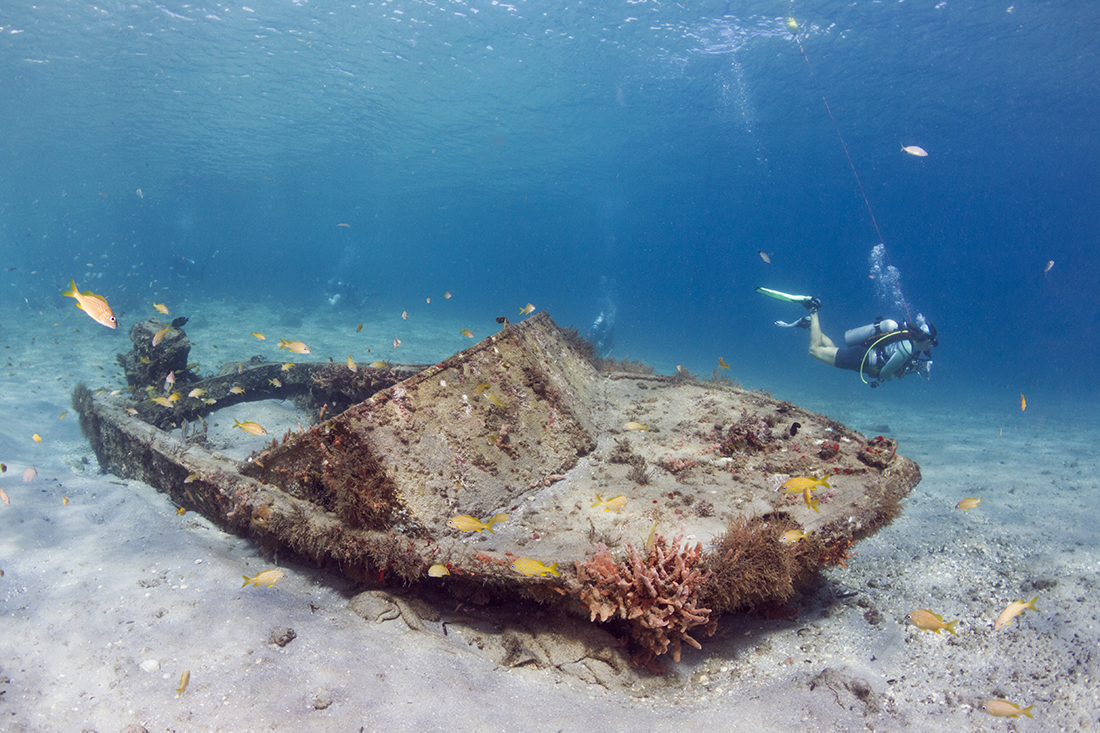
[[1, 297, 1098, 732]]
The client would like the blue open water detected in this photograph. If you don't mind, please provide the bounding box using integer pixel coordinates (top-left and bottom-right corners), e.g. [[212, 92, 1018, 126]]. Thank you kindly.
[[2, 0, 1098, 415]]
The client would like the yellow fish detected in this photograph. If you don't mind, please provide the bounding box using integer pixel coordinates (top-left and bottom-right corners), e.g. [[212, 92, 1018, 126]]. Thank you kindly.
[[484, 393, 505, 408], [781, 529, 808, 544], [242, 569, 286, 588], [150, 396, 173, 407], [167, 392, 180, 402], [58, 411, 67, 420], [1020, 393, 1026, 411], [252, 332, 266, 340], [356, 323, 363, 333], [591, 493, 627, 512], [777, 475, 831, 494], [428, 564, 450, 577], [229, 386, 245, 395], [906, 609, 959, 635], [511, 558, 560, 578], [459, 328, 474, 338], [176, 507, 186, 516], [901, 144, 928, 157], [994, 596, 1038, 630], [176, 669, 190, 698], [447, 513, 508, 534], [136, 188, 143, 199], [268, 378, 282, 387], [151, 326, 172, 346], [347, 356, 357, 372], [624, 421, 648, 432], [153, 302, 169, 314], [955, 497, 981, 512], [233, 419, 267, 436], [0, 487, 8, 504], [803, 484, 819, 513], [62, 496, 69, 506], [473, 382, 491, 395], [32, 433, 42, 443], [202, 398, 216, 405], [444, 291, 452, 299], [371, 360, 388, 369], [281, 362, 294, 371], [402, 310, 408, 320], [519, 303, 535, 315], [278, 339, 310, 354], [981, 699, 1034, 719], [718, 357, 730, 370], [140, 356, 151, 364], [125, 407, 139, 415], [62, 279, 117, 329], [188, 388, 206, 398], [184, 473, 199, 483], [393, 338, 401, 349]]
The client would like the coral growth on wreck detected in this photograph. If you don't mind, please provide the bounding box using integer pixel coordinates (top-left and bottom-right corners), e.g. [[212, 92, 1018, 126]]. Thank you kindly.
[[574, 534, 716, 669], [716, 413, 778, 455]]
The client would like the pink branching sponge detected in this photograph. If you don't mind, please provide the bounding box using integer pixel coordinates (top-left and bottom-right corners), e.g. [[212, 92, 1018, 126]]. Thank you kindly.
[[574, 533, 716, 669]]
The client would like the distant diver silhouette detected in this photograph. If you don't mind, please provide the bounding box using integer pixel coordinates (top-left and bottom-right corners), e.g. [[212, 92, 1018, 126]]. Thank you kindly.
[[587, 276, 617, 357]]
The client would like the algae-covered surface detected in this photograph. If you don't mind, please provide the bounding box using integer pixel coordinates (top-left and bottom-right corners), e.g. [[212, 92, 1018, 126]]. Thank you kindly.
[[75, 313, 919, 670]]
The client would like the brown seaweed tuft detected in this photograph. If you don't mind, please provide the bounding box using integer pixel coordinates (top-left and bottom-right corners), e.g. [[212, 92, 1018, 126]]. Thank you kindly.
[[559, 325, 597, 364], [593, 355, 656, 375], [626, 459, 652, 485], [699, 515, 823, 615], [573, 534, 716, 669]]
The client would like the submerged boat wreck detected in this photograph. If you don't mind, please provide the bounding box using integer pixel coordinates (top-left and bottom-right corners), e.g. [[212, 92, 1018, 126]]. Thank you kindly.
[[73, 312, 920, 669]]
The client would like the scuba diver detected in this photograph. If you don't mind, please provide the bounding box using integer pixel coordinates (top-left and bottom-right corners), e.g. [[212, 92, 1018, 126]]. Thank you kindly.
[[587, 276, 618, 358], [757, 287, 937, 387]]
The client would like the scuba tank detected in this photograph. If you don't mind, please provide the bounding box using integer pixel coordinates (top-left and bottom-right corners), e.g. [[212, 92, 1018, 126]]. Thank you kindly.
[[846, 316, 937, 387], [844, 318, 899, 348]]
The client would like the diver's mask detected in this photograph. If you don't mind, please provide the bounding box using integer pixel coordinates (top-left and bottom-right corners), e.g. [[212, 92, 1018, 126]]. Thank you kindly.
[[908, 315, 938, 349]]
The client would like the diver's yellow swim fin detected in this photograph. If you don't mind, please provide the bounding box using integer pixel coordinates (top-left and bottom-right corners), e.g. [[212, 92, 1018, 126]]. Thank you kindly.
[[757, 287, 821, 313], [755, 287, 814, 304]]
